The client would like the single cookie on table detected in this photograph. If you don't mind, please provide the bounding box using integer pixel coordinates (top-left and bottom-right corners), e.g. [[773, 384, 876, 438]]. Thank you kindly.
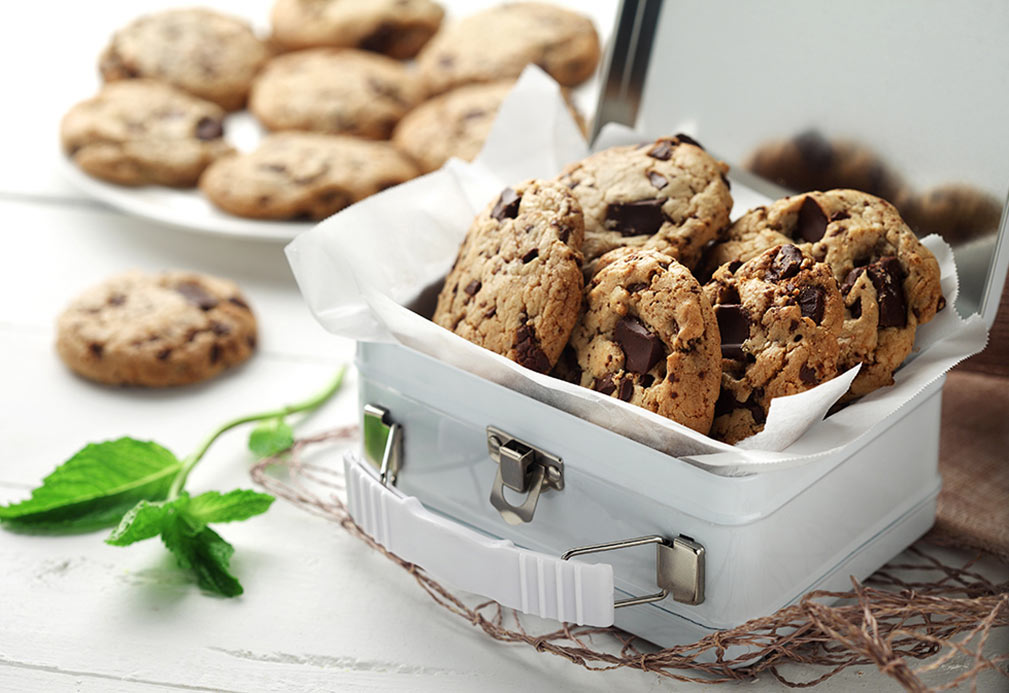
[[99, 8, 270, 111], [249, 48, 421, 139], [568, 248, 721, 434], [199, 132, 419, 220], [56, 271, 257, 387], [557, 135, 733, 275], [270, 0, 444, 59], [706, 190, 944, 398], [416, 2, 600, 96], [703, 244, 843, 444], [61, 80, 233, 187], [433, 180, 585, 373]]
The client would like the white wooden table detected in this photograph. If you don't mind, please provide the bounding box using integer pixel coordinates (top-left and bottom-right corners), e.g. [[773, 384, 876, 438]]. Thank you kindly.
[[1, 2, 1005, 691]]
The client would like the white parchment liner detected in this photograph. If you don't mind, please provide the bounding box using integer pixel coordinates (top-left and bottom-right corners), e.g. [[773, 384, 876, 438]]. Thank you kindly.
[[287, 68, 988, 473]]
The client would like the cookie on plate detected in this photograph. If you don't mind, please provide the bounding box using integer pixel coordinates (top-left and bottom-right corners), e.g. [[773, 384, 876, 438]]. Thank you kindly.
[[416, 2, 599, 95], [569, 248, 721, 434], [433, 179, 585, 373], [99, 8, 270, 111], [270, 0, 444, 59], [705, 190, 944, 398], [703, 244, 844, 444], [56, 271, 257, 387], [199, 132, 419, 220], [249, 48, 421, 139], [558, 135, 733, 274], [61, 80, 233, 187]]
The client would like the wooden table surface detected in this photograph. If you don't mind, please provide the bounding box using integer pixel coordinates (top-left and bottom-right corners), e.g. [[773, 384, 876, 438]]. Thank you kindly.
[[1, 2, 1005, 691]]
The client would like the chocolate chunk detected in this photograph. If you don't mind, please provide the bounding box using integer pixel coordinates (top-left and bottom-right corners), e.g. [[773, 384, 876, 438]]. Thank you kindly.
[[464, 280, 481, 296], [840, 267, 866, 296], [175, 282, 219, 310], [605, 200, 665, 237], [796, 196, 828, 242], [89, 343, 103, 358], [614, 317, 665, 374], [829, 210, 850, 222], [157, 347, 172, 361], [647, 141, 673, 160], [521, 249, 539, 263], [513, 324, 551, 373], [484, 307, 496, 319], [210, 344, 221, 364], [675, 133, 704, 150], [490, 188, 521, 221], [768, 245, 804, 281], [639, 374, 654, 388], [719, 284, 741, 304], [714, 390, 765, 424], [617, 379, 634, 401], [794, 130, 835, 171], [228, 296, 250, 310], [715, 304, 749, 360], [721, 173, 732, 190], [937, 296, 947, 312], [798, 285, 826, 324], [727, 260, 743, 273], [359, 22, 396, 53], [849, 296, 862, 319], [867, 256, 907, 328], [800, 364, 819, 386], [626, 282, 648, 293], [647, 171, 668, 189], [557, 225, 571, 243], [593, 375, 616, 395], [195, 117, 223, 141], [211, 321, 230, 336]]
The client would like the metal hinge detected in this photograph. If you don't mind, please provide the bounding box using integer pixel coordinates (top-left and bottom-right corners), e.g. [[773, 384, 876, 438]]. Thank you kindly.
[[363, 404, 401, 486], [486, 426, 564, 525], [563, 534, 705, 606]]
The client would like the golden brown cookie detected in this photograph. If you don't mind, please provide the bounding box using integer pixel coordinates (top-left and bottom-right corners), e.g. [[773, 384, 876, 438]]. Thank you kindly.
[[99, 8, 270, 111], [433, 180, 585, 373], [569, 248, 721, 435], [199, 133, 419, 220], [56, 271, 257, 387], [61, 80, 233, 187]]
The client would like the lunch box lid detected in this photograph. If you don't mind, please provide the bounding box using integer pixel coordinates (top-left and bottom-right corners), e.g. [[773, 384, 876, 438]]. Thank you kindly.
[[594, 0, 1009, 328]]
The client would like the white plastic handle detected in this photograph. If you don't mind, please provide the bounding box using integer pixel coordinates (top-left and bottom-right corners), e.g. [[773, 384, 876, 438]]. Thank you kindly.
[[344, 452, 615, 627]]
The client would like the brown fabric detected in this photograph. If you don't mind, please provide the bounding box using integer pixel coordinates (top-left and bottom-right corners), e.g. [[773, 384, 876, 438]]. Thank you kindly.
[[958, 277, 1009, 377], [929, 369, 1009, 560]]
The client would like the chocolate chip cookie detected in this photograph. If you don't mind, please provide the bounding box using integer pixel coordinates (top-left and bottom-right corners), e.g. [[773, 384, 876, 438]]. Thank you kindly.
[[61, 80, 233, 187], [199, 132, 419, 220], [249, 48, 421, 139], [270, 0, 444, 59], [558, 135, 733, 274], [416, 2, 600, 95], [568, 248, 721, 434], [703, 244, 844, 443], [56, 271, 257, 387], [900, 183, 1004, 244], [99, 8, 270, 111], [433, 180, 585, 373], [706, 190, 944, 398]]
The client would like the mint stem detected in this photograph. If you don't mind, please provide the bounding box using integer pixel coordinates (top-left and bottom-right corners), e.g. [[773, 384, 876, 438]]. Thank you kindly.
[[166, 367, 346, 499]]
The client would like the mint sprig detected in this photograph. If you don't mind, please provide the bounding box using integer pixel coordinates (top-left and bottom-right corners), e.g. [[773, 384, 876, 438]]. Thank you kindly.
[[0, 368, 345, 596]]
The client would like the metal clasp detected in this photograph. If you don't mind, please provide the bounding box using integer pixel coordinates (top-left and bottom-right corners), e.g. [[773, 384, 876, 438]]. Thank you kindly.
[[363, 404, 401, 486], [486, 426, 563, 525], [563, 534, 705, 606]]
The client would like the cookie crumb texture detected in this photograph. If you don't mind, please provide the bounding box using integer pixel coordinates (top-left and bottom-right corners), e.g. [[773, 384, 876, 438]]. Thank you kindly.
[[60, 81, 233, 187], [99, 8, 270, 111], [559, 136, 733, 274], [199, 132, 418, 220], [417, 2, 600, 95], [571, 248, 721, 435], [250, 48, 421, 139], [56, 272, 258, 387], [433, 180, 585, 373], [270, 0, 444, 59], [704, 245, 844, 444], [707, 189, 943, 398]]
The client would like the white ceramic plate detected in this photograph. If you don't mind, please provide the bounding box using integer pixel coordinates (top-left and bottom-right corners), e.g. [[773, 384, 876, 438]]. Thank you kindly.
[[58, 111, 312, 243]]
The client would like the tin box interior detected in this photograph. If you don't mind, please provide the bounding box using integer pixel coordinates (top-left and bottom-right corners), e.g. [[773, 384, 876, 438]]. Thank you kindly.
[[355, 1, 1008, 647]]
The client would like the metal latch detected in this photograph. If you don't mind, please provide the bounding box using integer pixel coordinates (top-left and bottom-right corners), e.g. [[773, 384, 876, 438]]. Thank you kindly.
[[563, 534, 705, 606], [486, 426, 563, 525], [363, 404, 401, 486]]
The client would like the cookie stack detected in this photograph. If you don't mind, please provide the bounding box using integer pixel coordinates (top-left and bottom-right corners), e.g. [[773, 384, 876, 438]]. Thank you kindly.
[[60, 1, 601, 223], [433, 136, 945, 444]]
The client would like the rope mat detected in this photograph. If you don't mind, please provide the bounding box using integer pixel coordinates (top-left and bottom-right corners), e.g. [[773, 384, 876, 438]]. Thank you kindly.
[[251, 427, 1009, 691]]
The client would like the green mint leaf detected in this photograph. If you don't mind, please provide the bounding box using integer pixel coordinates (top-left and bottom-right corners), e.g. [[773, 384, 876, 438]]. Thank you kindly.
[[0, 438, 182, 532], [161, 515, 243, 597], [105, 495, 192, 546], [187, 490, 274, 524], [248, 418, 294, 457]]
